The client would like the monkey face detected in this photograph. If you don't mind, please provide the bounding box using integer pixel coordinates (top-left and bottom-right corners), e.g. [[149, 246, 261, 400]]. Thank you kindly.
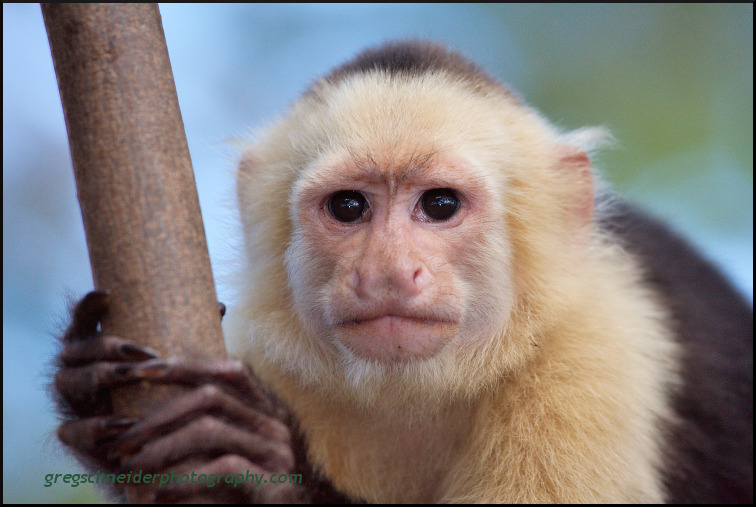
[[282, 79, 518, 365], [287, 149, 488, 363], [232, 71, 587, 400]]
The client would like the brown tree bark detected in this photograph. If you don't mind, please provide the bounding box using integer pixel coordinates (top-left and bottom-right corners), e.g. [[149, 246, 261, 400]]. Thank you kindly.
[[42, 0, 226, 459]]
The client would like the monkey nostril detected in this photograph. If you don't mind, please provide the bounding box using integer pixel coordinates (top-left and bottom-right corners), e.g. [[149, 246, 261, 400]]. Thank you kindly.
[[410, 267, 429, 294], [352, 270, 369, 299]]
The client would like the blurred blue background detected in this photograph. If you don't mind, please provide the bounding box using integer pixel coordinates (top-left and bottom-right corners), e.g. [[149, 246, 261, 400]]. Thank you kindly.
[[3, 4, 752, 502]]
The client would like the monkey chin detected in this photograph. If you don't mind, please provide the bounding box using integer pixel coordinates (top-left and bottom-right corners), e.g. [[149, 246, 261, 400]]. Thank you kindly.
[[334, 316, 457, 363]]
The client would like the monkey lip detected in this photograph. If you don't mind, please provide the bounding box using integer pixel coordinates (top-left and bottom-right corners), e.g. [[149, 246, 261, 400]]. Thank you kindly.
[[340, 314, 455, 328], [335, 314, 456, 361]]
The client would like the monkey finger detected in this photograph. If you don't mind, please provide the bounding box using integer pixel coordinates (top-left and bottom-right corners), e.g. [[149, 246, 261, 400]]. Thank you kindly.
[[119, 417, 295, 476], [63, 290, 111, 342], [109, 384, 291, 459], [60, 334, 159, 367], [58, 416, 138, 456], [55, 359, 167, 414], [111, 358, 277, 416]]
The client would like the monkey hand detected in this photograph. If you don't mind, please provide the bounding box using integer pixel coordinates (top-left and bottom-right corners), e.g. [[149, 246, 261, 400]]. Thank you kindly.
[[54, 291, 328, 503]]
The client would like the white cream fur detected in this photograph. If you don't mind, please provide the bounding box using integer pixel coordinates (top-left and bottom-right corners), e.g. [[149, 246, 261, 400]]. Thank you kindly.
[[225, 69, 679, 502]]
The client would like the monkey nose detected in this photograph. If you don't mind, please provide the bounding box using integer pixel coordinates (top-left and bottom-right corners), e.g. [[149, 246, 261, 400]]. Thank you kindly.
[[353, 262, 428, 299]]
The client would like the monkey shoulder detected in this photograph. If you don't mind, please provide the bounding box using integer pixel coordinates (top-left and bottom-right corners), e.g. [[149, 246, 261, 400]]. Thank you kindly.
[[600, 199, 753, 503]]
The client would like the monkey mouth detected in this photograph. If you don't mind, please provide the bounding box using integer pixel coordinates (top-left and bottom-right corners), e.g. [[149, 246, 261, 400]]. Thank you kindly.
[[339, 313, 455, 328], [333, 314, 457, 361]]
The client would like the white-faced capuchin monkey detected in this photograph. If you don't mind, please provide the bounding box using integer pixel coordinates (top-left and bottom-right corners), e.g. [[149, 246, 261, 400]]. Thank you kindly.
[[55, 41, 752, 503]]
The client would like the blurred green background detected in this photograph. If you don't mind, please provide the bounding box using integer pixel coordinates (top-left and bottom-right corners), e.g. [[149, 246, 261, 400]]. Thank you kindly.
[[3, 4, 752, 502]]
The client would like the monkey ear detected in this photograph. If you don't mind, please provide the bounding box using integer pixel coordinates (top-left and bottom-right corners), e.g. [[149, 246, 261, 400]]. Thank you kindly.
[[236, 151, 266, 221], [237, 151, 260, 177], [236, 151, 268, 199], [554, 145, 595, 237]]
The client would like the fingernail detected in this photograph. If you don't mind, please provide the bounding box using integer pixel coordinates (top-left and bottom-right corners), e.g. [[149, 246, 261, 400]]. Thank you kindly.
[[131, 360, 168, 378], [119, 343, 159, 361], [115, 360, 167, 379], [103, 418, 139, 432]]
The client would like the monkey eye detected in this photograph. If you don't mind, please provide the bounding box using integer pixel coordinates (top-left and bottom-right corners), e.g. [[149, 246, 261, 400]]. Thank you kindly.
[[328, 190, 367, 223], [421, 188, 460, 221]]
